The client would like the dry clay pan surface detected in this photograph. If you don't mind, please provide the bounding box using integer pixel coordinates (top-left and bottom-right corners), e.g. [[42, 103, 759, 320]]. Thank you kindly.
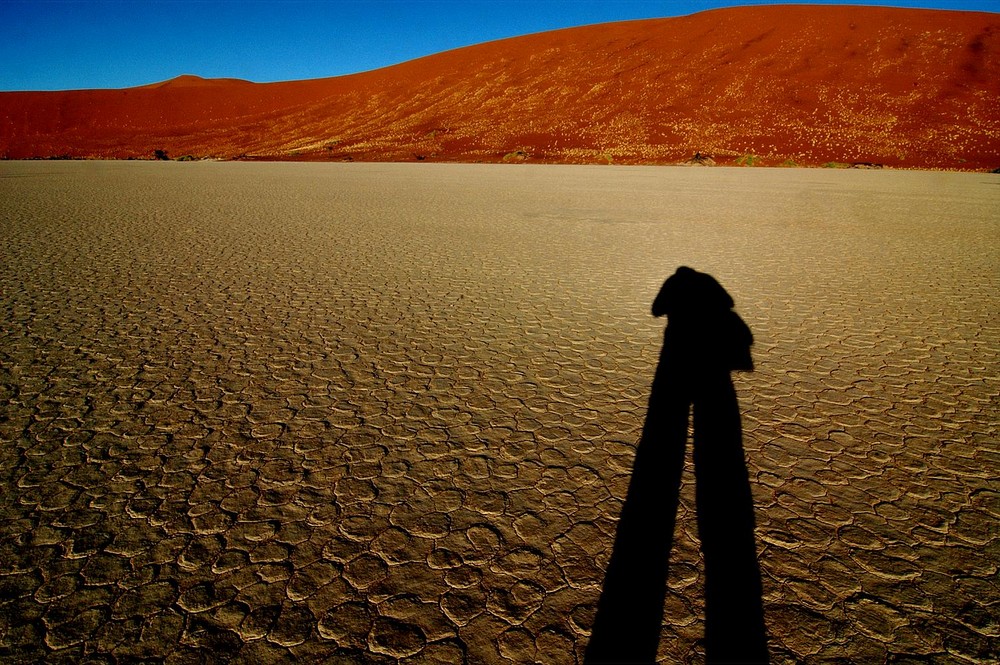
[[0, 162, 998, 662]]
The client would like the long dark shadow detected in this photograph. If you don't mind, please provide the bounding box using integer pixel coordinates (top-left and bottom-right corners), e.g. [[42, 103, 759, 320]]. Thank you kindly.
[[585, 267, 768, 664]]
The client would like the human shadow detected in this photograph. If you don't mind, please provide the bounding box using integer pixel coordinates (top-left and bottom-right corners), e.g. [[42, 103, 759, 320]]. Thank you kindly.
[[585, 267, 768, 664]]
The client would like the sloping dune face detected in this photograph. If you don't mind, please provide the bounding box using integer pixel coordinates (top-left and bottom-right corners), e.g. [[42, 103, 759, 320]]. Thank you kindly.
[[1, 6, 998, 168]]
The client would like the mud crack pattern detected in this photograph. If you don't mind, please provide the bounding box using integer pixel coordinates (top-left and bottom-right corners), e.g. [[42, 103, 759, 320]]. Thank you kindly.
[[1, 163, 998, 663]]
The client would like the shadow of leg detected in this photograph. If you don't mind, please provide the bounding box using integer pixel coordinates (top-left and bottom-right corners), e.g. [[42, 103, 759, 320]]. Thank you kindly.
[[585, 376, 689, 664], [693, 377, 769, 664]]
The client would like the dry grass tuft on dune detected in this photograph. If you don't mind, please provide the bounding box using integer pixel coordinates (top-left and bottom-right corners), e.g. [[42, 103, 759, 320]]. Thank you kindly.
[[1, 5, 998, 169]]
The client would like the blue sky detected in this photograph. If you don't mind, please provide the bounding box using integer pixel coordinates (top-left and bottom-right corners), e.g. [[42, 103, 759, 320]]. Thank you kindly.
[[2, 0, 996, 91]]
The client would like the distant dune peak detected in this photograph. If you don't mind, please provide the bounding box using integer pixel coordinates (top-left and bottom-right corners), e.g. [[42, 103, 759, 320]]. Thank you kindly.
[[150, 74, 252, 88], [1, 5, 998, 169]]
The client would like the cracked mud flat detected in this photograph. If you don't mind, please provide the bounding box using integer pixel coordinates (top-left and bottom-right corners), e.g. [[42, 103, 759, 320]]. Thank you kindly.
[[0, 161, 997, 663]]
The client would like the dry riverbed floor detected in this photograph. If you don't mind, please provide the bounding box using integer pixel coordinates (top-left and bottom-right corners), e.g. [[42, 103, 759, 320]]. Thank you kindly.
[[1, 162, 998, 663]]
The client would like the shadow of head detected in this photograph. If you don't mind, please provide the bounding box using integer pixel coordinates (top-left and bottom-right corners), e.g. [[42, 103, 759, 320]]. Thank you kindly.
[[652, 265, 733, 318], [651, 266, 753, 372]]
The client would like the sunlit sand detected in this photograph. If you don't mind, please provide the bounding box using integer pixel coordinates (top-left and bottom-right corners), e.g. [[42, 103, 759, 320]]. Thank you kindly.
[[1, 162, 997, 662]]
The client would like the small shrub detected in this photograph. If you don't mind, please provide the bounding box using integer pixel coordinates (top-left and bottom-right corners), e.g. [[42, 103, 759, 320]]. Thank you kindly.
[[736, 154, 759, 167], [153, 149, 169, 160], [686, 152, 715, 166], [822, 162, 850, 169]]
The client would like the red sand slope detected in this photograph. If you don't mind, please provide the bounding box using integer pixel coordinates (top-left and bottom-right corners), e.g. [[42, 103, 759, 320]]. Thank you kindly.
[[2, 5, 998, 169]]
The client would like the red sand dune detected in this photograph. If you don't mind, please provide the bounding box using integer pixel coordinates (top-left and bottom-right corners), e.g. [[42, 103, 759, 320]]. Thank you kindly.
[[1, 5, 998, 169]]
